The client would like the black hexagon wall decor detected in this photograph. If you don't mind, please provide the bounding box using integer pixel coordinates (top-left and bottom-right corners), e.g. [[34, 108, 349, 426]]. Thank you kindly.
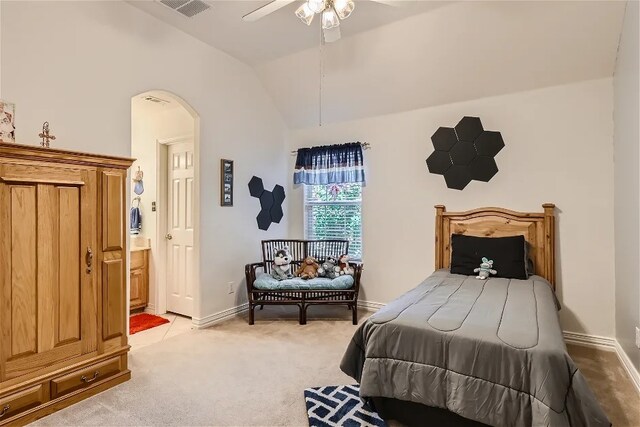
[[431, 127, 458, 151], [426, 116, 504, 190], [248, 176, 286, 231], [426, 151, 452, 175], [248, 176, 265, 197], [454, 116, 483, 142]]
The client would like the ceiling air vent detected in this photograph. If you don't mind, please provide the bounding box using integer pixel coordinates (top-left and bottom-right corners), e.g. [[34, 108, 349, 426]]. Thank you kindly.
[[159, 0, 211, 18]]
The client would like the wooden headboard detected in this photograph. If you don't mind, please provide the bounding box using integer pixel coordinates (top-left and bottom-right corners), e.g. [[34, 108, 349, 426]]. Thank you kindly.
[[435, 204, 556, 288]]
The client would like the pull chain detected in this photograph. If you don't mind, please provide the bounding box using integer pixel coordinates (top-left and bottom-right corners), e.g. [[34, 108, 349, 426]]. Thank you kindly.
[[319, 21, 324, 127]]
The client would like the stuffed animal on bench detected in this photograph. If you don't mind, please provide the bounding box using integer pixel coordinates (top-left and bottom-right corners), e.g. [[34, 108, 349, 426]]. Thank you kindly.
[[474, 257, 497, 280], [318, 256, 340, 279], [271, 246, 293, 281], [338, 254, 355, 276], [296, 256, 320, 280]]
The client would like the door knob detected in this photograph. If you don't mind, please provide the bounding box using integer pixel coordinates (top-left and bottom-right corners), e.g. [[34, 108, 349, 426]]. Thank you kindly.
[[165, 234, 173, 240]]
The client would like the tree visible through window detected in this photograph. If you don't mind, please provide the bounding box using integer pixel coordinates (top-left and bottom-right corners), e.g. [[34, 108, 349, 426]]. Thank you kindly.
[[304, 183, 362, 260]]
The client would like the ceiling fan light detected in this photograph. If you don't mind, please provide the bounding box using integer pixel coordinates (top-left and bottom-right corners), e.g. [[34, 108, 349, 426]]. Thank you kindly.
[[295, 2, 315, 25], [307, 0, 326, 14], [322, 8, 340, 30], [333, 0, 354, 19]]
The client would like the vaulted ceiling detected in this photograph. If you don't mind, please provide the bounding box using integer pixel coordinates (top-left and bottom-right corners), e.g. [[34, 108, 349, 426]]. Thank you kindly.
[[130, 1, 627, 129], [127, 0, 444, 65]]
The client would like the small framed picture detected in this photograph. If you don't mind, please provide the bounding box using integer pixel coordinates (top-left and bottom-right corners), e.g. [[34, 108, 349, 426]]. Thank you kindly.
[[0, 101, 16, 143], [220, 159, 233, 206]]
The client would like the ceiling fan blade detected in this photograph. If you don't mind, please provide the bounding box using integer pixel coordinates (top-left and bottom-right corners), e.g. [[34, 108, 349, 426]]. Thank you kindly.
[[323, 26, 341, 43], [368, 0, 402, 7], [242, 0, 297, 22]]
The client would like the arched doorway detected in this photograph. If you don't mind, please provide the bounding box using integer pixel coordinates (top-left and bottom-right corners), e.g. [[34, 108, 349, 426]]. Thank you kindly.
[[130, 90, 201, 325]]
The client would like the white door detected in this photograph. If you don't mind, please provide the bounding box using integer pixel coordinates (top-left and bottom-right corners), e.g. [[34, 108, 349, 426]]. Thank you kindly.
[[166, 141, 195, 317]]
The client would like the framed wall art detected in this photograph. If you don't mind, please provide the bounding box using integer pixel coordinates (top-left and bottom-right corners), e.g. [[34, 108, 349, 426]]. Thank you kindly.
[[0, 101, 16, 143], [220, 159, 234, 206]]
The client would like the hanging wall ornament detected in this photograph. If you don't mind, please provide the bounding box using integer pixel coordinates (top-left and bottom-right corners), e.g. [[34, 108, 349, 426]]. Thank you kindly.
[[426, 116, 504, 190], [248, 176, 286, 231], [133, 166, 145, 195]]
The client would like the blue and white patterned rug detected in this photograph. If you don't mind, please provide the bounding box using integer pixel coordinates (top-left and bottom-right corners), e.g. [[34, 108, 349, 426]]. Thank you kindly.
[[304, 385, 387, 427]]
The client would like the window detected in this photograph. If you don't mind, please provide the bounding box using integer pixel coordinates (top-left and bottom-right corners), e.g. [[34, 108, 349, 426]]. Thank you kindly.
[[304, 183, 362, 260]]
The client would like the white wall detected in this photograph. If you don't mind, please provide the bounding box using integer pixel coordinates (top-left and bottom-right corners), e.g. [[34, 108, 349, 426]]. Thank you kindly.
[[614, 0, 640, 370], [131, 101, 194, 313], [288, 78, 615, 337], [258, 1, 625, 128], [0, 2, 2, 98], [1, 1, 289, 321]]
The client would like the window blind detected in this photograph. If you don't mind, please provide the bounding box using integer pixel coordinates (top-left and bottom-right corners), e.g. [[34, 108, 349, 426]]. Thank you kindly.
[[304, 183, 362, 260]]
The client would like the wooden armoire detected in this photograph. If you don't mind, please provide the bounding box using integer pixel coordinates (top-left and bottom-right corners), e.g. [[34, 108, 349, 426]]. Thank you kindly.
[[0, 142, 133, 425]]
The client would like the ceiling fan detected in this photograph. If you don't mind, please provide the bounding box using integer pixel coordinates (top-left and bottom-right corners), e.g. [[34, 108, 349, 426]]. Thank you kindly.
[[242, 0, 398, 43]]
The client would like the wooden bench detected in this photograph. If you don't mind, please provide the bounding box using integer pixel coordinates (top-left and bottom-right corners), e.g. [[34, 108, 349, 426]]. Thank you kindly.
[[244, 239, 363, 325]]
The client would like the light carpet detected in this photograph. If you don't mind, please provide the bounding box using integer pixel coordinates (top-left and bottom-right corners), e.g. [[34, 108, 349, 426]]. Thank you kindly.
[[31, 305, 639, 426]]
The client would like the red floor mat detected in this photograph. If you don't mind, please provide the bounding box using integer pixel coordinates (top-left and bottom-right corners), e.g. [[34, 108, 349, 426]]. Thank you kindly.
[[130, 313, 170, 335]]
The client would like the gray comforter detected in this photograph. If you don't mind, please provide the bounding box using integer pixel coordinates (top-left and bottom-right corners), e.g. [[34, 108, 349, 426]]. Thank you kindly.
[[341, 270, 610, 427]]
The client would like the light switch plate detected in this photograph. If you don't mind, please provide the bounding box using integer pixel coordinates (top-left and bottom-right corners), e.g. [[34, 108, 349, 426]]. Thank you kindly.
[[636, 327, 640, 349], [228, 282, 234, 294]]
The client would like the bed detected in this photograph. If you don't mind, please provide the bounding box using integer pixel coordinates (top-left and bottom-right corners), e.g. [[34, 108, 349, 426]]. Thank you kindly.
[[340, 204, 610, 427]]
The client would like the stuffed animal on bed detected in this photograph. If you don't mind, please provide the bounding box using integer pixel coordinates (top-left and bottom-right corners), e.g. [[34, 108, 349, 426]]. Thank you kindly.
[[296, 256, 320, 280], [271, 246, 293, 281], [474, 257, 497, 280], [338, 254, 354, 276], [318, 256, 340, 279]]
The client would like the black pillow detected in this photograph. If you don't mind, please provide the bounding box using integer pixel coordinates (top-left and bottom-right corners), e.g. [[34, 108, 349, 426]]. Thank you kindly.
[[450, 234, 527, 280]]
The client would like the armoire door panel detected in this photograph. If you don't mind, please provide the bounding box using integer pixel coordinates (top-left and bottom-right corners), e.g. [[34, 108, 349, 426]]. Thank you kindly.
[[102, 259, 124, 341], [0, 165, 97, 381], [36, 184, 59, 353], [36, 185, 82, 352], [102, 172, 123, 252], [10, 185, 38, 359], [58, 186, 81, 345]]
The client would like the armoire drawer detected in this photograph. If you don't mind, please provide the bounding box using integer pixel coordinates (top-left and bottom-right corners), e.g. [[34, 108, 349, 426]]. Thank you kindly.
[[50, 357, 123, 399], [0, 384, 47, 422]]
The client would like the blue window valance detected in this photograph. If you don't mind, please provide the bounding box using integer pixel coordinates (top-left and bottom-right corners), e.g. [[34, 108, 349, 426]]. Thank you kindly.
[[293, 142, 366, 185]]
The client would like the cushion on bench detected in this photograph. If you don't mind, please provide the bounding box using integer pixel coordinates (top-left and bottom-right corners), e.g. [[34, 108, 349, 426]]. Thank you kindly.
[[253, 272, 354, 290]]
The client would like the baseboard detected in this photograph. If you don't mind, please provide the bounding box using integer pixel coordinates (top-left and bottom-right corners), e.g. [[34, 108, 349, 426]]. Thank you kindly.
[[563, 331, 640, 395], [193, 300, 379, 328], [144, 304, 156, 315], [192, 303, 249, 329], [614, 340, 640, 395], [563, 331, 617, 351], [193, 300, 380, 329], [357, 300, 385, 311]]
